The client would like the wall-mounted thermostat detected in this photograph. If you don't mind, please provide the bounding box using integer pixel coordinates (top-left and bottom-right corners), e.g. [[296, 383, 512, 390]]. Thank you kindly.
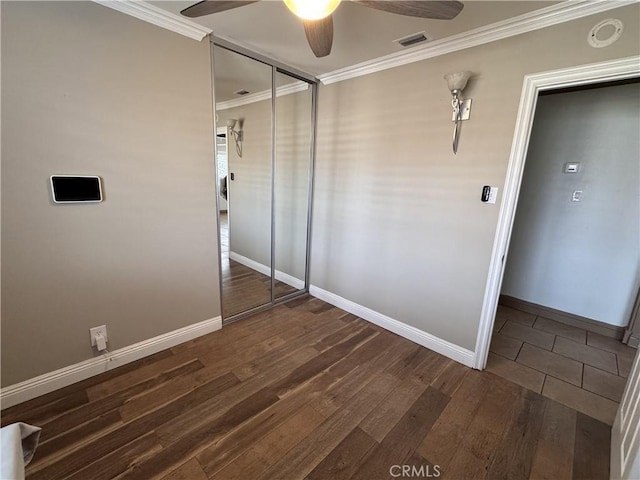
[[50, 176, 103, 203]]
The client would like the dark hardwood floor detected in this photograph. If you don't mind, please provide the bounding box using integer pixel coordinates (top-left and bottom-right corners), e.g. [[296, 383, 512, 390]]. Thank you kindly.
[[1, 296, 611, 479], [219, 212, 297, 317]]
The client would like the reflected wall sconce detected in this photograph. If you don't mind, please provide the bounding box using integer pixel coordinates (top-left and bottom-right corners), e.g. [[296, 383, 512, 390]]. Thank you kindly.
[[227, 118, 243, 157], [444, 71, 472, 154]]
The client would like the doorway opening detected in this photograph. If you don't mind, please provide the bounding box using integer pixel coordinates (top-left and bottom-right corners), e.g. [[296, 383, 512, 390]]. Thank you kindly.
[[481, 72, 639, 426], [475, 58, 640, 423]]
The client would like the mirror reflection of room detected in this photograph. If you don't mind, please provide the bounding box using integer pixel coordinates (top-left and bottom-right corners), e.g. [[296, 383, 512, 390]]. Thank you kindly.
[[274, 70, 312, 301], [215, 46, 273, 318], [214, 46, 313, 319]]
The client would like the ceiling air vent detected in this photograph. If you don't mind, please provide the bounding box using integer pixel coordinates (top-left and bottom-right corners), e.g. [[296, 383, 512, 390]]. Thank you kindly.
[[395, 32, 429, 48], [234, 89, 251, 96]]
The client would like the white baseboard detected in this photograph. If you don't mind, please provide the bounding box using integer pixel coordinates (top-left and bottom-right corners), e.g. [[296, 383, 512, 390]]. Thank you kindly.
[[230, 251, 305, 290], [309, 285, 475, 368], [0, 316, 222, 409]]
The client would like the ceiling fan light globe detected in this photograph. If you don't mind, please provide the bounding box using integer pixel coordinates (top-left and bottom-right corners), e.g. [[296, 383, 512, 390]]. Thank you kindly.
[[283, 0, 341, 20]]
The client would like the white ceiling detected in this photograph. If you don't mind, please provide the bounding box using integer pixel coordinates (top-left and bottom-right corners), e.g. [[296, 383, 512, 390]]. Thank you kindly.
[[152, 0, 558, 76]]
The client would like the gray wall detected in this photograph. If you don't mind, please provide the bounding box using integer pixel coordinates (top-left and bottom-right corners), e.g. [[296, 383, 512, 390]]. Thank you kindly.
[[218, 87, 311, 284], [274, 84, 312, 285], [219, 103, 273, 270], [1, 1, 220, 386], [311, 4, 640, 350], [501, 83, 640, 327]]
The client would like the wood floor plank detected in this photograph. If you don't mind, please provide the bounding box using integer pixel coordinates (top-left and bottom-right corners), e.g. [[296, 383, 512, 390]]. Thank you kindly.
[[160, 459, 208, 480], [283, 294, 313, 308], [155, 345, 320, 446], [40, 359, 203, 441], [529, 400, 577, 480], [387, 346, 445, 381], [359, 375, 427, 442], [310, 321, 368, 352], [29, 410, 122, 467], [2, 349, 174, 426], [118, 388, 280, 479], [118, 337, 281, 421], [324, 331, 395, 378], [306, 427, 378, 480], [572, 412, 611, 480], [123, 315, 340, 421], [1, 390, 89, 428], [400, 452, 441, 479], [196, 373, 338, 477], [440, 373, 521, 479], [27, 372, 239, 480], [309, 335, 418, 418], [255, 372, 401, 480], [85, 353, 205, 401], [349, 387, 450, 480], [198, 327, 401, 477], [269, 327, 378, 397], [64, 431, 163, 480], [169, 310, 297, 367], [429, 359, 471, 395], [486, 389, 547, 479], [212, 404, 325, 480], [10, 297, 614, 480], [169, 305, 290, 356], [418, 370, 490, 469], [338, 312, 359, 322], [232, 315, 351, 381]]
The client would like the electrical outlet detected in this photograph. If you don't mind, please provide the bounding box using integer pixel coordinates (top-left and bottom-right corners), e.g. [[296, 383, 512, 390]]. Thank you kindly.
[[89, 325, 108, 347]]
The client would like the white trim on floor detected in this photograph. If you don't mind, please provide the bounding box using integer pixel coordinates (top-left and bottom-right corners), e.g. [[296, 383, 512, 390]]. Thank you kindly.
[[309, 285, 475, 368], [229, 251, 306, 290], [0, 316, 222, 409], [473, 55, 640, 371]]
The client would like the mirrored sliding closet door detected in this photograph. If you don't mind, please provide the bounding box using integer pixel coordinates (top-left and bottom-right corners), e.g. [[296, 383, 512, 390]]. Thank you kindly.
[[212, 42, 316, 321]]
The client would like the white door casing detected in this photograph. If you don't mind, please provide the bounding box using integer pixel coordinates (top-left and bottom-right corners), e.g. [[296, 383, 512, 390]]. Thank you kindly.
[[473, 56, 640, 371]]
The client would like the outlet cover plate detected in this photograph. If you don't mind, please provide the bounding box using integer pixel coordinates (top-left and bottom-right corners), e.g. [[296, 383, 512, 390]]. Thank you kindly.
[[89, 325, 108, 347]]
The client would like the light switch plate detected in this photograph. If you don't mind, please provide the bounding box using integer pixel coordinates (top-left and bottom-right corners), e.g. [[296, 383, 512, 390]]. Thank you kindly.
[[488, 187, 498, 204]]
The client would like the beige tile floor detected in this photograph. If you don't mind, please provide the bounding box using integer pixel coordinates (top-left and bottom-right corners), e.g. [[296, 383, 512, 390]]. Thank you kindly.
[[487, 305, 637, 425]]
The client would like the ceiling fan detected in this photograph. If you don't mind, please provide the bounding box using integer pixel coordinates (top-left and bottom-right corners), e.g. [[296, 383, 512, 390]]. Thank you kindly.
[[181, 0, 464, 58]]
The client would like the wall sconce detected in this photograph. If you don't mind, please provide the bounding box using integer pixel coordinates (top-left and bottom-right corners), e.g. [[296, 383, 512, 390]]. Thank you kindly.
[[444, 71, 472, 154], [227, 118, 243, 157]]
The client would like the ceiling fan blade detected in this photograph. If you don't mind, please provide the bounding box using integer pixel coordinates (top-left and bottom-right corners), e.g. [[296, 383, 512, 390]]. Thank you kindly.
[[303, 16, 334, 58], [180, 0, 259, 18], [353, 1, 463, 20]]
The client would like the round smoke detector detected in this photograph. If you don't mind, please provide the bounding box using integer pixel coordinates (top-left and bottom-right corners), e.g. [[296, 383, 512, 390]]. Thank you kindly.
[[588, 18, 623, 48]]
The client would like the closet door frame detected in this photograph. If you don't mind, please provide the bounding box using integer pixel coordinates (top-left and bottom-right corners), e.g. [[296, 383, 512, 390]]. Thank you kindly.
[[210, 36, 319, 325]]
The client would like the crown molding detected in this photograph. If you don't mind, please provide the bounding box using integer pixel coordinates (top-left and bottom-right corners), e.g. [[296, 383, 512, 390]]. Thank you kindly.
[[92, 0, 212, 41], [318, 0, 639, 85], [216, 81, 310, 110]]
